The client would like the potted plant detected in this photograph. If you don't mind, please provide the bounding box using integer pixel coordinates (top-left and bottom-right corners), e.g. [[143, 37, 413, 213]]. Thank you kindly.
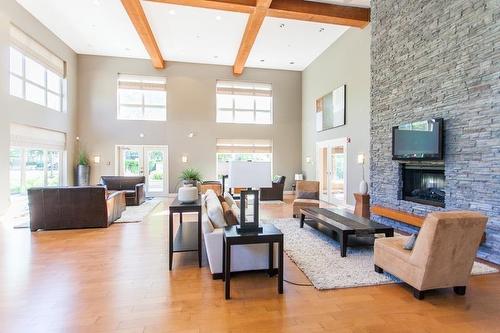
[[179, 168, 202, 187], [76, 150, 90, 186]]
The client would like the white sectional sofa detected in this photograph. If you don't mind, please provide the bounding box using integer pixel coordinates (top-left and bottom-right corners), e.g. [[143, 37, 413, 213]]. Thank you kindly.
[[202, 190, 278, 277]]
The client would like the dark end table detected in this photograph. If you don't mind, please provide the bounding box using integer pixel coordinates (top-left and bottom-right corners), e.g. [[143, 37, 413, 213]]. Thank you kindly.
[[222, 224, 284, 300], [169, 197, 202, 270]]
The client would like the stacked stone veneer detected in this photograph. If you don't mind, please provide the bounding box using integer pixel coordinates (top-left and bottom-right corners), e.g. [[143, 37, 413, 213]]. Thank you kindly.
[[370, 0, 500, 263]]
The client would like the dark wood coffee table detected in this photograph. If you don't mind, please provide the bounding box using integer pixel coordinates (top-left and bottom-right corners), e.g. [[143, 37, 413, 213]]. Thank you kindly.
[[300, 207, 394, 257]]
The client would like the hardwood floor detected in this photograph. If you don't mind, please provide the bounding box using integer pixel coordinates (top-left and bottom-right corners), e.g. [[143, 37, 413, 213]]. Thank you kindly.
[[1, 195, 499, 333]]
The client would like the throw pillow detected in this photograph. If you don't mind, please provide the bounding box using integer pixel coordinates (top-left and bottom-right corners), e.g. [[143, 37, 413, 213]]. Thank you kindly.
[[297, 191, 319, 200], [206, 195, 226, 228], [404, 233, 418, 250], [224, 192, 237, 207], [221, 202, 238, 226], [230, 204, 241, 223]]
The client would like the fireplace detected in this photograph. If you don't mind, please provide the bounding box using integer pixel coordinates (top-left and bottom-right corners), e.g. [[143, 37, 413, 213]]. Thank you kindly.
[[402, 164, 445, 207]]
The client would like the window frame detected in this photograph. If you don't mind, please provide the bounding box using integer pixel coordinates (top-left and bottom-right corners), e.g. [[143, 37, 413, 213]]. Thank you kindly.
[[216, 80, 273, 125], [9, 46, 65, 112], [9, 146, 64, 194], [117, 76, 167, 122]]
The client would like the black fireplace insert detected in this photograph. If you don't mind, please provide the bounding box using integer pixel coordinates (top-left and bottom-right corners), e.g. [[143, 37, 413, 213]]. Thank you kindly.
[[402, 164, 445, 207]]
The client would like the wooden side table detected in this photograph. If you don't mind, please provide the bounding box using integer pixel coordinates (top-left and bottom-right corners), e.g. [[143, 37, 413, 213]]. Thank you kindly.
[[354, 193, 370, 219], [222, 225, 284, 300], [169, 197, 202, 270]]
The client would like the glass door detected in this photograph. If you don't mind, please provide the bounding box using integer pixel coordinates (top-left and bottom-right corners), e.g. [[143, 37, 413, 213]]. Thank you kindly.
[[316, 138, 347, 205], [117, 145, 169, 197], [144, 147, 168, 196]]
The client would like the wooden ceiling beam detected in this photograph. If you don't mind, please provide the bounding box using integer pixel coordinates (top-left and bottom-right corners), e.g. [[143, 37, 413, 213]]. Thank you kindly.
[[145, 0, 255, 13], [145, 0, 370, 28], [233, 0, 272, 75], [267, 0, 370, 28], [121, 0, 165, 69]]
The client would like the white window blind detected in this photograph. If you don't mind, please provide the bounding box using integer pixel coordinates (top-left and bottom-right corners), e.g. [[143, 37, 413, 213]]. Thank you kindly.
[[117, 74, 167, 121], [10, 123, 66, 151], [10, 25, 66, 78], [216, 139, 272, 153], [216, 81, 273, 124]]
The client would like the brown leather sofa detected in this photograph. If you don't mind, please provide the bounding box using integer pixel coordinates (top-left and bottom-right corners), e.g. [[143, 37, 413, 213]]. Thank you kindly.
[[261, 176, 286, 201], [99, 176, 146, 206], [28, 186, 126, 231]]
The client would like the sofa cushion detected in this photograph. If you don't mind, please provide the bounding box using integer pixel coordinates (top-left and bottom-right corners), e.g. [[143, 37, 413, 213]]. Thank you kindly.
[[297, 191, 319, 200], [224, 192, 236, 207], [375, 236, 412, 261], [206, 194, 226, 228], [222, 202, 238, 226]]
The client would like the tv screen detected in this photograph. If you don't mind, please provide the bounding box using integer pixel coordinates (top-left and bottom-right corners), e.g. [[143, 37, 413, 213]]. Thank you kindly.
[[392, 118, 443, 160]]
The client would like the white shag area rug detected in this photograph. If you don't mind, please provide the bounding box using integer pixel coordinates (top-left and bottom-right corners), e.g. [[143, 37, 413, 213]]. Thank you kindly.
[[115, 199, 161, 223], [260, 200, 285, 205], [264, 218, 499, 290]]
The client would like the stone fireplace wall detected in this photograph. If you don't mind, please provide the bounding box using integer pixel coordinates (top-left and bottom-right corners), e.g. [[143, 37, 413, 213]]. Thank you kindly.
[[370, 0, 500, 263]]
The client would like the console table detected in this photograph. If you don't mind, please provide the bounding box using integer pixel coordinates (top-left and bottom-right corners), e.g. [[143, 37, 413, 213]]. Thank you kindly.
[[222, 224, 284, 300], [169, 197, 202, 270]]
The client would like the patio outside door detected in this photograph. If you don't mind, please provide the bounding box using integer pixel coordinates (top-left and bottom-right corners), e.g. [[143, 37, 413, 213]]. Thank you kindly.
[[117, 145, 169, 197], [316, 138, 347, 205]]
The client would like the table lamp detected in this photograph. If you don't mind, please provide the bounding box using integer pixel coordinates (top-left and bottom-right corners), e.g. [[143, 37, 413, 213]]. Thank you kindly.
[[228, 161, 272, 233]]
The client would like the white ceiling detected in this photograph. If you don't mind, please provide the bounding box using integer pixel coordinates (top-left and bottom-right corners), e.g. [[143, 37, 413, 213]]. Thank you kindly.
[[16, 0, 363, 71], [306, 0, 370, 8]]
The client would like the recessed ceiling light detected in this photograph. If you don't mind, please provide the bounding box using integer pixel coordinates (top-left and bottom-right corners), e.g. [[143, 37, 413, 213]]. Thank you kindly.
[[289, 61, 295, 65], [260, 59, 265, 62], [125, 47, 131, 52], [169, 9, 176, 15], [214, 55, 218, 59], [196, 34, 200, 39], [319, 27, 325, 32], [216, 15, 222, 21], [279, 23, 285, 29]]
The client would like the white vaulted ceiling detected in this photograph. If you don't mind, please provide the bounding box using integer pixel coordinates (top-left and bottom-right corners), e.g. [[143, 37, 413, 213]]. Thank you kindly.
[[16, 0, 368, 71]]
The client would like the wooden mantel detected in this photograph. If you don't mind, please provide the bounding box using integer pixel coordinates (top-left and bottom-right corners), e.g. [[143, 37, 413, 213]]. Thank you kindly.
[[371, 205, 425, 228]]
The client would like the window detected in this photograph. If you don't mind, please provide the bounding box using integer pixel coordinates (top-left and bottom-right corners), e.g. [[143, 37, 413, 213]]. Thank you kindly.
[[9, 25, 66, 112], [216, 139, 272, 179], [216, 81, 273, 124], [9, 124, 66, 194], [117, 74, 167, 121]]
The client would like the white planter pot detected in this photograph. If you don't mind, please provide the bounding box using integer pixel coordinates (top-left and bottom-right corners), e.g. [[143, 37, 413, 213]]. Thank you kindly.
[[178, 184, 198, 203]]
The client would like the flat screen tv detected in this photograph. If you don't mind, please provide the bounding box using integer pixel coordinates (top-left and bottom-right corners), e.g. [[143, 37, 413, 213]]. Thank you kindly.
[[392, 118, 443, 160]]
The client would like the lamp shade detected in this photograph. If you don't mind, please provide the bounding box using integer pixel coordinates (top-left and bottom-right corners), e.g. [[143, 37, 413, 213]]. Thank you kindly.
[[228, 161, 272, 188], [294, 173, 304, 181]]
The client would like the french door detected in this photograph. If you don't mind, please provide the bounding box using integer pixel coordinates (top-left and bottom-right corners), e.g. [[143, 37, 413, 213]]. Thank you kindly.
[[316, 138, 347, 205], [116, 145, 169, 197]]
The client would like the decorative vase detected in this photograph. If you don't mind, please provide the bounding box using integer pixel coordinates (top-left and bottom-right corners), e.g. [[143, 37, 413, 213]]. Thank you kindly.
[[76, 165, 90, 186], [178, 184, 198, 203], [359, 180, 368, 195]]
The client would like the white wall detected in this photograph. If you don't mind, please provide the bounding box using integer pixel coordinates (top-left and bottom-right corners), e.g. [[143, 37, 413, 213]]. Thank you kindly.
[[301, 26, 371, 206], [0, 0, 78, 212], [77, 55, 302, 193]]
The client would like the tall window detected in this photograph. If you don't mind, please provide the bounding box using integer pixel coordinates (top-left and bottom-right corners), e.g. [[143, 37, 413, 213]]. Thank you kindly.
[[9, 25, 66, 112], [9, 124, 66, 195], [216, 81, 273, 124], [216, 139, 272, 179], [117, 74, 167, 121]]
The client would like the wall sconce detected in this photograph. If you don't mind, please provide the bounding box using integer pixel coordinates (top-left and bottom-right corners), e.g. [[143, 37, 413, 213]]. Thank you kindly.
[[357, 153, 365, 164], [188, 132, 195, 138], [139, 133, 145, 138], [305, 156, 312, 164], [76, 136, 80, 141], [93, 155, 101, 164], [181, 155, 188, 163]]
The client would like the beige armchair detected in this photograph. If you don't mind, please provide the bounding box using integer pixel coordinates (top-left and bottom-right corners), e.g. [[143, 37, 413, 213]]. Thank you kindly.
[[374, 211, 488, 300], [292, 181, 320, 217]]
